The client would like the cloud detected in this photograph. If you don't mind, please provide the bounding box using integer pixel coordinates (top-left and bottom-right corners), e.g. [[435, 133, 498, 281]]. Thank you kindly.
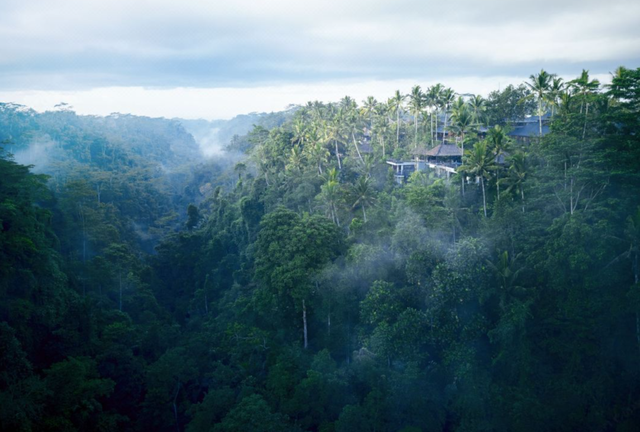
[[0, 0, 637, 92], [0, 73, 612, 120]]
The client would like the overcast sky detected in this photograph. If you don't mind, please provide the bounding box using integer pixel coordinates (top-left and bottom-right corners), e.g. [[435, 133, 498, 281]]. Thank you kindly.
[[1, 0, 638, 119]]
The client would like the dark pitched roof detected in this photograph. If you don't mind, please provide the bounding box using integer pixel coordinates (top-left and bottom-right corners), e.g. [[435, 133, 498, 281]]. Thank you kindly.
[[421, 143, 463, 157]]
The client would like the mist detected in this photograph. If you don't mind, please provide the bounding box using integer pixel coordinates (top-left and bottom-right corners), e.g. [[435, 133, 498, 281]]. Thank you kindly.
[[13, 136, 58, 172]]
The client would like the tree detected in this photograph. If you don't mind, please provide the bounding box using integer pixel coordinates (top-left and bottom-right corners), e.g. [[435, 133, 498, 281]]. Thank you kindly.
[[255, 207, 342, 348], [460, 141, 497, 217], [103, 243, 137, 312], [569, 69, 600, 139], [487, 125, 511, 199], [502, 150, 528, 212], [408, 86, 426, 148], [440, 88, 456, 144], [361, 96, 378, 137], [349, 176, 377, 223], [469, 94, 486, 125], [390, 90, 406, 149], [214, 395, 288, 432], [524, 69, 554, 137], [320, 169, 343, 226], [426, 84, 444, 146], [186, 204, 200, 231]]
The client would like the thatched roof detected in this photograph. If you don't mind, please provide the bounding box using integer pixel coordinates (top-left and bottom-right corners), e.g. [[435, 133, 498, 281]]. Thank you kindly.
[[414, 143, 462, 157]]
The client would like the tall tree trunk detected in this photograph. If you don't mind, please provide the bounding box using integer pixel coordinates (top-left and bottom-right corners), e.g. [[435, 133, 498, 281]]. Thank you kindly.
[[481, 177, 487, 217], [396, 110, 400, 149], [431, 111, 434, 146], [334, 140, 342, 170], [582, 103, 589, 140], [442, 112, 448, 145], [414, 114, 418, 149], [173, 382, 182, 432], [521, 186, 525, 213], [302, 299, 308, 349], [538, 98, 543, 138], [461, 141, 465, 196], [352, 133, 364, 163], [362, 204, 367, 223]]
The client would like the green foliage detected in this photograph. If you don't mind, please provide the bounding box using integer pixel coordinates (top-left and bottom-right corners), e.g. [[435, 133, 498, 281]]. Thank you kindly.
[[3, 68, 640, 432]]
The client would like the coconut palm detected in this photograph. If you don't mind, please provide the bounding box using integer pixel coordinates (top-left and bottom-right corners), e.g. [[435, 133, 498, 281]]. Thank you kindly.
[[361, 96, 378, 137], [319, 119, 342, 170], [339, 106, 364, 163], [460, 140, 498, 217], [450, 102, 475, 143], [487, 125, 511, 199], [350, 175, 377, 223], [524, 69, 555, 137], [291, 118, 308, 147], [502, 150, 528, 213], [427, 84, 444, 146], [569, 69, 600, 139], [450, 103, 476, 195], [440, 88, 456, 145], [373, 106, 391, 158], [320, 169, 342, 225], [390, 90, 406, 149], [468, 95, 486, 125], [286, 145, 305, 175], [547, 77, 565, 116], [304, 127, 329, 175], [408, 85, 426, 149]]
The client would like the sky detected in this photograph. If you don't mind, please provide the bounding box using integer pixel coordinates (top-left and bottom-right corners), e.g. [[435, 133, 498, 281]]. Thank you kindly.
[[0, 0, 638, 120]]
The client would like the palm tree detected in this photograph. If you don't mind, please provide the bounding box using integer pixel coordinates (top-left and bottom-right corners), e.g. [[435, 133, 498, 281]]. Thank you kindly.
[[440, 88, 456, 145], [350, 176, 377, 222], [286, 145, 305, 175], [291, 118, 308, 147], [547, 77, 565, 116], [390, 90, 406, 150], [524, 69, 554, 138], [427, 84, 444, 146], [468, 95, 486, 125], [320, 119, 342, 170], [320, 169, 342, 225], [487, 125, 510, 199], [460, 140, 497, 217], [339, 107, 364, 163], [569, 69, 600, 139], [361, 96, 378, 138], [450, 102, 475, 143], [304, 127, 329, 175], [450, 103, 476, 195], [408, 85, 426, 149], [502, 151, 528, 213], [373, 106, 391, 158]]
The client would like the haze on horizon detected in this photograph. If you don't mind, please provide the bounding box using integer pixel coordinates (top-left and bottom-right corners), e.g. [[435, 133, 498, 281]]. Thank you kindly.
[[1, 0, 638, 120]]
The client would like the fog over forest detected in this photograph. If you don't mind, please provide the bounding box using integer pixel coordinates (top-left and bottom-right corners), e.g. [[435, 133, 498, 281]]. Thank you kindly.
[[2, 1, 640, 432]]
